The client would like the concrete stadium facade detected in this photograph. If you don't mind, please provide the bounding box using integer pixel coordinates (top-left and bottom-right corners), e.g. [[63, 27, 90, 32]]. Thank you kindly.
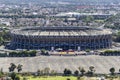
[[9, 26, 112, 50]]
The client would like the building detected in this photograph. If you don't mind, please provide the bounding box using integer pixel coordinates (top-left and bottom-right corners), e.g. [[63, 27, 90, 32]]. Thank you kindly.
[[54, 12, 112, 19], [8, 26, 112, 50]]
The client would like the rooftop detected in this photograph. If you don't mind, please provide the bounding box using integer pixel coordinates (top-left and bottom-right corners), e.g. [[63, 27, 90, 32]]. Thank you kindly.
[[11, 26, 112, 36]]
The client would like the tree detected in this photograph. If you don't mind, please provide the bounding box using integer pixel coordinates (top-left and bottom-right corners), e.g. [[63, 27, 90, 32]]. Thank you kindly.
[[50, 70, 57, 76], [15, 75, 20, 80], [9, 63, 16, 72], [74, 70, 79, 76], [44, 67, 50, 75], [0, 72, 3, 78], [10, 72, 17, 80], [85, 49, 90, 53], [66, 78, 70, 80], [80, 68, 86, 76], [87, 66, 95, 76], [63, 68, 72, 76], [83, 16, 94, 26], [29, 50, 37, 56], [89, 66, 95, 72], [17, 64, 23, 72], [37, 69, 41, 76], [41, 49, 47, 55], [0, 37, 4, 45], [77, 76, 81, 80], [110, 67, 115, 75], [78, 67, 85, 76], [23, 77, 27, 80], [0, 68, 3, 74], [9, 72, 20, 80]]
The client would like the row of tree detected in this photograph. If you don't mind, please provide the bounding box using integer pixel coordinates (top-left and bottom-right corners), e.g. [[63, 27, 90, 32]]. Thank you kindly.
[[34, 66, 120, 77], [0, 15, 45, 18], [34, 66, 95, 77], [100, 50, 120, 56], [9, 63, 23, 73], [9, 50, 37, 57], [0, 50, 37, 57], [7, 63, 23, 80], [63, 66, 95, 77], [2, 63, 120, 80]]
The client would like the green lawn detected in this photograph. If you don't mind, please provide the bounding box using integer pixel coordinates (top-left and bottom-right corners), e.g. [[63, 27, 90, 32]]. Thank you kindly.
[[21, 76, 120, 80], [21, 76, 77, 80]]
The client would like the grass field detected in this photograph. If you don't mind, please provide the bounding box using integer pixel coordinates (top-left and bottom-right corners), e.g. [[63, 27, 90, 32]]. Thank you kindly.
[[21, 76, 120, 80], [21, 76, 77, 80]]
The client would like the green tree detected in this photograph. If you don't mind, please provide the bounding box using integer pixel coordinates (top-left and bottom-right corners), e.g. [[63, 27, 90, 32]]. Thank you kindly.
[[78, 67, 86, 76], [110, 67, 115, 75], [66, 78, 70, 80], [0, 37, 4, 45], [23, 77, 27, 80], [41, 49, 46, 55], [29, 50, 37, 56], [87, 66, 95, 76], [0, 72, 3, 78], [37, 69, 41, 76], [50, 70, 57, 76], [0, 68, 3, 74], [17, 64, 23, 72], [83, 16, 94, 26], [63, 68, 72, 76], [80, 68, 86, 76], [10, 72, 17, 80], [9, 63, 16, 72], [9, 72, 20, 80], [15, 75, 20, 80], [44, 67, 50, 75], [74, 70, 79, 76]]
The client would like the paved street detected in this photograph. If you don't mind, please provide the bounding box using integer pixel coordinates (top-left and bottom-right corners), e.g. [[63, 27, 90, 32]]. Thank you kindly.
[[0, 55, 120, 74]]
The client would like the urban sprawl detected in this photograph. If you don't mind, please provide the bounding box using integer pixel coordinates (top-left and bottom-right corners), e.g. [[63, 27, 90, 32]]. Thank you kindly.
[[0, 1, 120, 80]]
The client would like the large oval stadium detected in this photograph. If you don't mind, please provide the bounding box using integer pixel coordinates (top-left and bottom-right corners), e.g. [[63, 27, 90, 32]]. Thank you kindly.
[[9, 26, 112, 50]]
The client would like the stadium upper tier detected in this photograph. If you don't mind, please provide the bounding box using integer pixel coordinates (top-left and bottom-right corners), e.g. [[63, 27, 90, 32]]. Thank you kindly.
[[10, 26, 112, 37]]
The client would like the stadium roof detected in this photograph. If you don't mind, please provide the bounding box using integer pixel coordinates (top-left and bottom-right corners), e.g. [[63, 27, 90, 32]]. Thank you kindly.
[[11, 26, 112, 37], [55, 12, 112, 17]]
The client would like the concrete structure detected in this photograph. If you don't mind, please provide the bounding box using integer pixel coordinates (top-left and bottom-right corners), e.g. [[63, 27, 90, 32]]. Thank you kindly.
[[55, 12, 112, 19], [9, 26, 112, 50]]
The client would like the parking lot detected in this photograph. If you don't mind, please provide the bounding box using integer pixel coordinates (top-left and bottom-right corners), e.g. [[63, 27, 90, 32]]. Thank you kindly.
[[0, 55, 120, 74]]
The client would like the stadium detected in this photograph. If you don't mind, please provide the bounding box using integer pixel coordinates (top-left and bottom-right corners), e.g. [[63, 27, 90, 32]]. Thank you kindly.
[[9, 26, 112, 51], [54, 12, 112, 19]]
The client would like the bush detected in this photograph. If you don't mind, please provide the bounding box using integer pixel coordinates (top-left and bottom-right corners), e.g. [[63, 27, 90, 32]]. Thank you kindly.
[[22, 72, 32, 76], [9, 72, 20, 80], [23, 77, 28, 80], [41, 49, 49, 56], [15, 75, 20, 80], [10, 72, 17, 80], [0, 72, 3, 78], [66, 78, 70, 80]]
